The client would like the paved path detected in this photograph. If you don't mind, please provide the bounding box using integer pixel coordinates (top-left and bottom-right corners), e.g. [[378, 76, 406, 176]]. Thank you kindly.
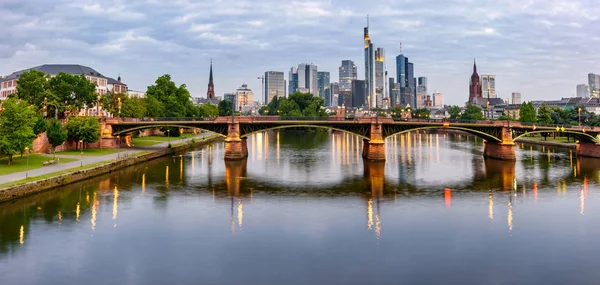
[[0, 134, 213, 185]]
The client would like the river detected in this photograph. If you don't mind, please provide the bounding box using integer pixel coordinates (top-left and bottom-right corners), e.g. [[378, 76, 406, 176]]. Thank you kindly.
[[1, 130, 599, 284]]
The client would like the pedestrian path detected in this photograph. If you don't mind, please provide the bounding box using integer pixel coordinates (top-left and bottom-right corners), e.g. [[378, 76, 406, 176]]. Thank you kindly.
[[0, 134, 213, 185]]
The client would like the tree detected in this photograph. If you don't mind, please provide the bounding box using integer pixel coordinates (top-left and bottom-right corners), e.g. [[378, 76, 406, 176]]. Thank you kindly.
[[33, 117, 47, 136], [519, 102, 536, 123], [448, 105, 461, 120], [0, 98, 37, 165], [120, 96, 147, 119], [198, 103, 219, 118], [218, 100, 233, 116], [461, 104, 484, 121], [65, 116, 101, 148], [145, 74, 196, 118], [46, 118, 68, 158], [536, 104, 553, 124], [412, 108, 430, 119], [47, 73, 97, 115], [14, 69, 50, 108]]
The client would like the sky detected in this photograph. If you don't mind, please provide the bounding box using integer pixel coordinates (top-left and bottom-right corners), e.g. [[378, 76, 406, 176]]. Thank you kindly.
[[0, 0, 599, 105]]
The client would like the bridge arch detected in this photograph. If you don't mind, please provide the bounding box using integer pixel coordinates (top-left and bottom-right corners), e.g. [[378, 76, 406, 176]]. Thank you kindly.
[[383, 126, 503, 143], [112, 124, 227, 137], [240, 124, 370, 140], [513, 130, 599, 144]]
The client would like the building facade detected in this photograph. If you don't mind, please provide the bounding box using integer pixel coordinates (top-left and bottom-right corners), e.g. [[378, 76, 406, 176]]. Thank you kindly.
[[433, 91, 443, 108], [351, 80, 366, 108], [416, 77, 427, 108], [395, 52, 415, 107], [481, 75, 496, 99], [339, 60, 357, 92], [589, 73, 600, 98], [364, 24, 376, 109], [511, 92, 522, 104], [389, 78, 401, 107], [330, 82, 341, 107], [234, 84, 254, 112], [288, 67, 298, 96], [289, 64, 318, 95], [577, 84, 590, 98], [317, 71, 331, 106], [468, 60, 483, 104], [374, 48, 385, 108], [264, 71, 285, 104]]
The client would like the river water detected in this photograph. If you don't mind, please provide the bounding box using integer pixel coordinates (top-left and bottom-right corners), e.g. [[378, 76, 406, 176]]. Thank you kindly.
[[1, 131, 599, 284]]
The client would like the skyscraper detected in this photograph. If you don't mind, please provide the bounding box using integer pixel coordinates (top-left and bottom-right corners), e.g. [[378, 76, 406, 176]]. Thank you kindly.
[[482, 75, 496, 99], [330, 82, 340, 107], [511, 92, 521, 104], [264, 71, 285, 104], [375, 48, 385, 108], [433, 91, 443, 108], [288, 67, 298, 95], [364, 20, 376, 109], [290, 63, 318, 95], [234, 84, 253, 112], [589, 73, 600, 98], [317, 71, 331, 106], [339, 60, 357, 92], [577, 84, 590, 98], [351, 80, 366, 108], [389, 78, 401, 107], [469, 59, 483, 104], [416, 77, 427, 108], [395, 44, 415, 107], [206, 60, 215, 100]]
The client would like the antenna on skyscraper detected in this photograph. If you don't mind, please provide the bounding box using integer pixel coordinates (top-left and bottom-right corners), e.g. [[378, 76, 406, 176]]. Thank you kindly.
[[399, 42, 402, 54]]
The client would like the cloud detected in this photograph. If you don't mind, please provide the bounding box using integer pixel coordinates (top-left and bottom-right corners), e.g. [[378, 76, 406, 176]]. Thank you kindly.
[[0, 0, 597, 104]]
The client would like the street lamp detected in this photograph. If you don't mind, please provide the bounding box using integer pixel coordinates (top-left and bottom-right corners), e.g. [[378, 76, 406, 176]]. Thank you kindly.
[[486, 101, 490, 119], [24, 147, 30, 178], [79, 140, 83, 167], [578, 107, 582, 126], [167, 129, 171, 145]]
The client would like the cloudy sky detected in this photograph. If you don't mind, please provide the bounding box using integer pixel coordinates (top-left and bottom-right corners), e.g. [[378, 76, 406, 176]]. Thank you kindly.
[[1, 0, 598, 105]]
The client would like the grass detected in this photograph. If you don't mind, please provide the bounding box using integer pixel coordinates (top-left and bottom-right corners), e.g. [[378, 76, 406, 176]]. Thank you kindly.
[[0, 154, 77, 176], [132, 135, 193, 146], [518, 135, 575, 143], [0, 159, 113, 188], [56, 148, 123, 156]]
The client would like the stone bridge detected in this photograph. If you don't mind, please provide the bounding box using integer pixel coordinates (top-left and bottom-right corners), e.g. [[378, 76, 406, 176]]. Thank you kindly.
[[107, 116, 600, 161]]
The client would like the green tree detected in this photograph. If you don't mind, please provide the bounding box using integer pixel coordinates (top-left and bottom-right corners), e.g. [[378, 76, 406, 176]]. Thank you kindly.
[[65, 116, 101, 148], [46, 118, 68, 158], [145, 95, 165, 118], [14, 69, 50, 108], [519, 102, 536, 123], [0, 99, 37, 165], [218, 100, 233, 116], [278, 98, 302, 117], [145, 74, 196, 118], [412, 108, 430, 119], [47, 73, 97, 115], [461, 104, 484, 121], [536, 104, 553, 124], [448, 105, 461, 120], [198, 103, 219, 118], [120, 96, 147, 119], [33, 117, 47, 136]]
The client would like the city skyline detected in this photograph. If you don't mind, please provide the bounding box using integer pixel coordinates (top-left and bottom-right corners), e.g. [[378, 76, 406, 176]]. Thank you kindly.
[[0, 0, 599, 105]]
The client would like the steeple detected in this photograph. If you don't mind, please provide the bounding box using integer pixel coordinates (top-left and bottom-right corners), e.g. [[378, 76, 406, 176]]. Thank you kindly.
[[473, 58, 477, 74], [206, 59, 215, 100]]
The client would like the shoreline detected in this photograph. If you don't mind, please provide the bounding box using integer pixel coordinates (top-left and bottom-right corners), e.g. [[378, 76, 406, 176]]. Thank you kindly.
[[0, 135, 223, 203], [514, 138, 576, 149]]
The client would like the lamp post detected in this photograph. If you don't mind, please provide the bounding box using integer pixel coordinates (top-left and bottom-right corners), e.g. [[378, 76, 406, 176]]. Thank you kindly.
[[486, 101, 490, 119], [578, 107, 582, 126], [24, 147, 30, 178], [167, 129, 170, 145], [79, 140, 83, 167]]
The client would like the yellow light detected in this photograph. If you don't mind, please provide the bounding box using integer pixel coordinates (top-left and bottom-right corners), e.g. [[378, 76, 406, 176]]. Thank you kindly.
[[19, 225, 24, 245]]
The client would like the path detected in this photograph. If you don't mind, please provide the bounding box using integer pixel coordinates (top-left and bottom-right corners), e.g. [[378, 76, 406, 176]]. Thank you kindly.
[[0, 133, 213, 184]]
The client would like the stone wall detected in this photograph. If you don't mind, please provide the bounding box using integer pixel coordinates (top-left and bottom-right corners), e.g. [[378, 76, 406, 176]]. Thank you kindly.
[[0, 136, 223, 203], [576, 143, 600, 158], [483, 142, 516, 160]]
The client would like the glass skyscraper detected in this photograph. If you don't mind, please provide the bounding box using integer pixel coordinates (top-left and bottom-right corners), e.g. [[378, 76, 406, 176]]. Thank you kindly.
[[482, 75, 496, 99], [339, 60, 357, 92], [317, 71, 331, 106], [264, 71, 285, 104], [396, 53, 415, 107], [589, 73, 600, 98]]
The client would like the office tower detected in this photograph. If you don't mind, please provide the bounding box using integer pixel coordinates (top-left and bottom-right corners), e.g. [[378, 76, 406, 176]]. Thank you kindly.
[[288, 67, 298, 95], [433, 91, 443, 108], [395, 44, 415, 107], [389, 78, 401, 107], [416, 77, 427, 108], [577, 84, 590, 98], [330, 82, 340, 107], [351, 80, 366, 108], [589, 73, 600, 98], [339, 60, 357, 92], [469, 59, 483, 104], [264, 71, 285, 104], [318, 71, 331, 106], [482, 75, 496, 99], [206, 60, 215, 100], [511, 92, 522, 105], [234, 83, 253, 112], [375, 48, 385, 108], [364, 20, 376, 109]]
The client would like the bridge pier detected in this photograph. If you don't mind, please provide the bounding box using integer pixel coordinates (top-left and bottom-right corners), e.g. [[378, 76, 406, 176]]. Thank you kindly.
[[483, 127, 516, 160], [576, 142, 600, 158], [362, 120, 386, 161], [224, 122, 248, 160]]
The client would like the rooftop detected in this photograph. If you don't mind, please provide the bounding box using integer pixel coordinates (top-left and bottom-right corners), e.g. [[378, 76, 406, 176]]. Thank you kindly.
[[1, 64, 111, 83]]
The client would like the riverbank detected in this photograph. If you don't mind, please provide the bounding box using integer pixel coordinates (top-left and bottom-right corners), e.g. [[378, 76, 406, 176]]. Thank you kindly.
[[515, 137, 576, 149], [0, 135, 223, 203]]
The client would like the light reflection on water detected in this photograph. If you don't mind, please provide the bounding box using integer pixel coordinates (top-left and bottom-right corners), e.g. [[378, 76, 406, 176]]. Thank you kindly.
[[1, 130, 600, 284]]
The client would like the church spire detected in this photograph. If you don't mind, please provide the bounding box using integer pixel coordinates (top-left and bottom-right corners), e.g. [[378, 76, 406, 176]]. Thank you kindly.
[[473, 58, 477, 73], [206, 59, 215, 100]]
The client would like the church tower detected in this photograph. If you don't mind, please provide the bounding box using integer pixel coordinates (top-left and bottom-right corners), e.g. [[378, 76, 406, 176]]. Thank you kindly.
[[206, 60, 215, 100], [468, 59, 482, 104]]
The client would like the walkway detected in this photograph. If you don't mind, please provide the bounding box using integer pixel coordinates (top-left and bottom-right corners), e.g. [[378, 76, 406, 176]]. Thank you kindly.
[[0, 133, 213, 185]]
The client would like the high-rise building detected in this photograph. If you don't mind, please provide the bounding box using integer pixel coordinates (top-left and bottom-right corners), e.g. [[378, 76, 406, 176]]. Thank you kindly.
[[264, 71, 285, 104], [589, 73, 600, 98], [395, 45, 415, 107], [577, 84, 590, 98], [288, 67, 298, 95], [511, 92, 522, 105], [375, 48, 385, 108], [234, 84, 253, 112], [469, 59, 483, 104], [317, 71, 331, 106], [330, 82, 340, 107], [206, 60, 215, 100], [416, 77, 427, 108], [351, 80, 366, 108], [482, 75, 496, 99], [339, 60, 357, 92], [224, 93, 236, 109], [389, 78, 401, 107], [364, 21, 376, 109], [433, 91, 443, 108]]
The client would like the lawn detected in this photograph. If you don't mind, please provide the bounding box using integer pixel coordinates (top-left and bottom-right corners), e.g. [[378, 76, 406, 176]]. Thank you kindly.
[[132, 135, 192, 146], [0, 159, 113, 188], [0, 154, 77, 176], [56, 148, 123, 156], [518, 135, 575, 143]]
